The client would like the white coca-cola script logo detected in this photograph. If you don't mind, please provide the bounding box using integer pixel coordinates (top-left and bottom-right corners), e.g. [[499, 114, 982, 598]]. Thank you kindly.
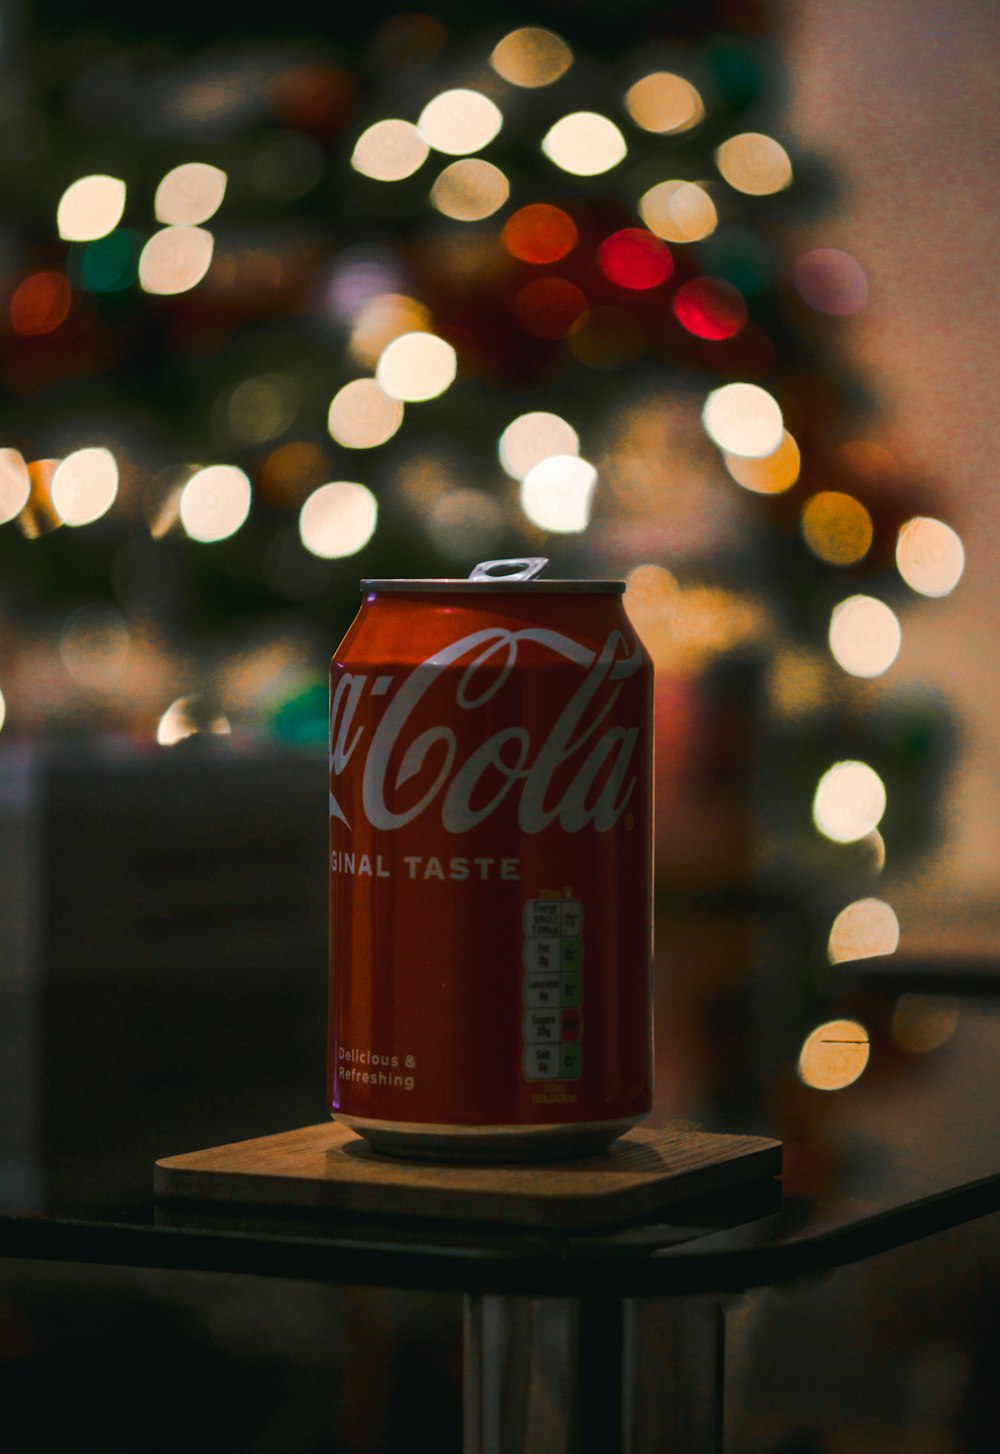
[[330, 627, 644, 835]]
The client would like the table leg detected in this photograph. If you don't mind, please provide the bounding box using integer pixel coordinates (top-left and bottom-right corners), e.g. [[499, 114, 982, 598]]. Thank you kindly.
[[462, 1293, 723, 1454]]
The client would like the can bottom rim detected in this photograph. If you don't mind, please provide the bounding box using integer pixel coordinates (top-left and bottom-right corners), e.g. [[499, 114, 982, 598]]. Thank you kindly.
[[334, 1113, 646, 1164]]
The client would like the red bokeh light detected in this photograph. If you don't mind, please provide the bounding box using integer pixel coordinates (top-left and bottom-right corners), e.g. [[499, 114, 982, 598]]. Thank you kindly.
[[502, 204, 578, 264], [10, 272, 73, 337], [598, 229, 673, 290], [672, 277, 748, 340], [512, 277, 588, 340]]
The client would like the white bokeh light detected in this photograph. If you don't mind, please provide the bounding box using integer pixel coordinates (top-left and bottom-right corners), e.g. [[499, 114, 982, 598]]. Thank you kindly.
[[896, 517, 965, 598], [828, 898, 900, 964], [299, 481, 378, 558], [829, 596, 902, 678], [499, 411, 580, 480], [520, 454, 596, 533], [541, 112, 626, 175], [702, 383, 784, 458], [813, 760, 887, 844], [417, 90, 503, 156], [51, 448, 120, 526], [352, 119, 430, 181], [57, 175, 126, 242], [139, 226, 214, 295], [154, 163, 227, 224], [179, 465, 251, 542], [0, 449, 31, 525], [376, 332, 457, 402]]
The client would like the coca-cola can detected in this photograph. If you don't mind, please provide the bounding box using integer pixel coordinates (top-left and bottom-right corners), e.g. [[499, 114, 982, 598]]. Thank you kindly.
[[328, 557, 653, 1160]]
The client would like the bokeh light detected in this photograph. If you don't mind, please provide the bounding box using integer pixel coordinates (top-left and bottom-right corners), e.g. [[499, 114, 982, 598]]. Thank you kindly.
[[502, 204, 578, 263], [10, 272, 72, 336], [598, 229, 672, 290], [179, 465, 252, 542], [155, 163, 227, 225], [56, 175, 126, 242], [891, 995, 960, 1054], [724, 430, 800, 494], [813, 760, 887, 843], [0, 449, 32, 524], [59, 604, 130, 688], [542, 112, 626, 176], [51, 447, 119, 527], [512, 277, 588, 339], [18, 459, 61, 538], [520, 454, 596, 533], [801, 491, 873, 566], [299, 481, 377, 558], [623, 564, 679, 662], [639, 180, 718, 243], [499, 411, 579, 480], [896, 517, 965, 597], [0, 686, 5, 734], [715, 133, 792, 195], [349, 293, 431, 368], [702, 382, 783, 457], [798, 1019, 870, 1091], [156, 695, 231, 747], [490, 27, 573, 87], [376, 331, 457, 401], [828, 595, 902, 677], [673, 277, 747, 339], [352, 119, 429, 181], [624, 72, 704, 134], [794, 248, 869, 316], [430, 159, 509, 220], [327, 379, 404, 448], [426, 488, 505, 559], [222, 375, 299, 447], [139, 226, 214, 295], [828, 898, 900, 963], [417, 90, 503, 156]]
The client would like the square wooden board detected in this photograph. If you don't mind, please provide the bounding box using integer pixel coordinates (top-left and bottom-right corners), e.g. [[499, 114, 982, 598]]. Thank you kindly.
[[155, 1122, 781, 1229]]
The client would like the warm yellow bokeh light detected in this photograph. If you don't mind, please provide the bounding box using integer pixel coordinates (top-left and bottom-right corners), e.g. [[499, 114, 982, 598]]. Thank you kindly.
[[828, 898, 900, 964], [490, 27, 573, 88], [625, 72, 704, 134], [327, 379, 404, 448], [156, 695, 231, 747], [349, 294, 431, 369], [179, 465, 251, 542], [299, 481, 377, 558], [0, 448, 32, 525], [813, 760, 887, 844], [498, 411, 579, 480], [139, 226, 214, 295], [56, 175, 126, 242], [623, 564, 680, 661], [639, 180, 717, 243], [702, 383, 783, 458], [51, 447, 119, 526], [801, 492, 873, 566], [352, 119, 430, 181], [376, 332, 457, 402], [828, 595, 901, 677], [542, 112, 627, 176], [418, 90, 503, 156], [798, 1019, 870, 1090], [891, 995, 960, 1054], [520, 454, 596, 533], [715, 133, 792, 195], [896, 517, 965, 598], [430, 159, 510, 221], [154, 163, 227, 224], [724, 430, 800, 494]]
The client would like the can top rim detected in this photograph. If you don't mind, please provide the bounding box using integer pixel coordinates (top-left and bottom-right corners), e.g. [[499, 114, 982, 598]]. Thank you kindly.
[[361, 579, 625, 594]]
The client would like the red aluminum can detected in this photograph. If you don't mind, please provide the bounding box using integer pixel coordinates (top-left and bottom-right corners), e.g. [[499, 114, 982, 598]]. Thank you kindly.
[[327, 558, 653, 1159]]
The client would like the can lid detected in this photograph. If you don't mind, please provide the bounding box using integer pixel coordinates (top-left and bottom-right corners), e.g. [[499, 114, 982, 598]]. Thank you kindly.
[[362, 557, 625, 594]]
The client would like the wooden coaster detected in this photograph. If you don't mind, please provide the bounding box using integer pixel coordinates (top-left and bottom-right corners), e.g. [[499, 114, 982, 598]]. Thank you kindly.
[[155, 1122, 781, 1229]]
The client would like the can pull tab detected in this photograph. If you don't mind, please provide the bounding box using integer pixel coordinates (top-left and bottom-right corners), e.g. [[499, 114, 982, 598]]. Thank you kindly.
[[468, 557, 549, 583]]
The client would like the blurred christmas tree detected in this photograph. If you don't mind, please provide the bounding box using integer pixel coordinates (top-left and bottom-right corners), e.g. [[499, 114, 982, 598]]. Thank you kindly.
[[0, 1, 966, 1108]]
